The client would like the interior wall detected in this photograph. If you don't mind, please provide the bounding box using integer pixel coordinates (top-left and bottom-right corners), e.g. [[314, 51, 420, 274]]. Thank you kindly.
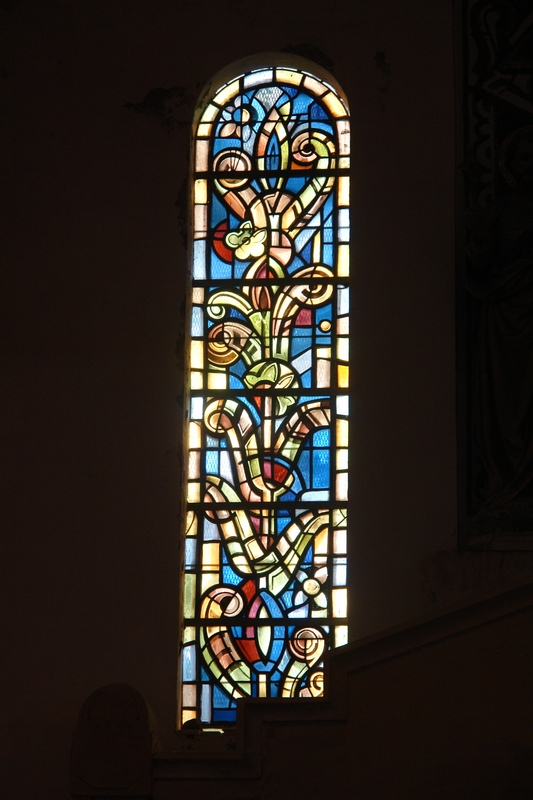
[[0, 0, 455, 796]]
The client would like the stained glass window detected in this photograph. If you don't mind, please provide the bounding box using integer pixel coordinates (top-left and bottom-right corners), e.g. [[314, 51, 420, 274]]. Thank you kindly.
[[180, 58, 350, 726]]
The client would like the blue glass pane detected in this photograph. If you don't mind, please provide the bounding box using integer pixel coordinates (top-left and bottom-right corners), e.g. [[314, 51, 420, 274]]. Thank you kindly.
[[213, 685, 231, 708], [182, 645, 196, 681], [185, 539, 196, 568], [313, 450, 330, 488], [223, 566, 242, 585], [311, 103, 329, 120], [214, 710, 237, 722]]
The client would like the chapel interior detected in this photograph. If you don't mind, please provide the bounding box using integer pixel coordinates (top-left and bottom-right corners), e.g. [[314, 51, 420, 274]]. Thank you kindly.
[[3, 0, 533, 797]]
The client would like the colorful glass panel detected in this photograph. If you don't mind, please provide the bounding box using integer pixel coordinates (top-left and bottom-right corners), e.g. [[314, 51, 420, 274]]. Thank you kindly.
[[181, 62, 350, 726]]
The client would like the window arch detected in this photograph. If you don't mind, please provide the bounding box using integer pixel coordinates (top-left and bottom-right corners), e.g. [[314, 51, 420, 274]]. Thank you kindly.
[[180, 55, 350, 726]]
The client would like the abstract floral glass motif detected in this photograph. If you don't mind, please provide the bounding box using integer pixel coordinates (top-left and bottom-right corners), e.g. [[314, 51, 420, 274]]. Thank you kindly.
[[181, 61, 350, 726]]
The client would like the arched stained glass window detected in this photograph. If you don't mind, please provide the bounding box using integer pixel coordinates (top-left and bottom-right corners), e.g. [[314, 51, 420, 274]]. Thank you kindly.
[[180, 56, 350, 726]]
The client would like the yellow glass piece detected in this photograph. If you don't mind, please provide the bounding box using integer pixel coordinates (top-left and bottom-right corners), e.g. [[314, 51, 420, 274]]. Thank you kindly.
[[187, 481, 201, 503], [195, 139, 209, 172], [303, 75, 327, 96], [336, 472, 348, 501], [332, 588, 347, 618], [333, 508, 347, 527], [190, 340, 204, 370], [258, 673, 267, 697], [202, 542, 220, 570], [245, 538, 264, 561], [333, 529, 347, 554], [183, 626, 196, 643], [214, 78, 240, 106], [194, 179, 207, 204], [312, 230, 321, 263], [186, 511, 198, 537], [183, 574, 196, 618], [208, 371, 227, 390], [257, 625, 272, 660], [201, 573, 219, 594], [200, 102, 220, 123], [197, 122, 212, 138], [337, 337, 349, 362], [182, 684, 196, 706], [314, 527, 328, 554], [276, 68, 303, 85], [337, 244, 350, 277], [182, 709, 197, 724], [188, 421, 202, 449], [338, 364, 349, 388], [190, 371, 203, 389], [339, 156, 350, 169], [188, 451, 200, 479], [336, 449, 349, 470], [322, 91, 348, 119], [338, 177, 350, 206], [334, 626, 349, 647], [336, 419, 349, 447], [192, 287, 204, 303]]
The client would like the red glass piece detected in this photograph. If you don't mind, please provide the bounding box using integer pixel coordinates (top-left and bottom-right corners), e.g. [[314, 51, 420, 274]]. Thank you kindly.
[[212, 220, 233, 263]]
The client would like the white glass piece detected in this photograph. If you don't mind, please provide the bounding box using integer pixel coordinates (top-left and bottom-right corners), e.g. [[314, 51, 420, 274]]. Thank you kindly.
[[193, 240, 206, 279], [301, 490, 329, 501], [337, 338, 349, 362], [292, 348, 312, 375], [220, 450, 233, 484], [203, 520, 221, 541], [334, 625, 349, 647], [338, 208, 350, 227], [337, 449, 349, 470], [337, 287, 349, 316], [195, 139, 209, 171], [336, 395, 349, 416], [333, 557, 347, 586], [337, 121, 350, 155], [317, 358, 331, 388], [182, 684, 196, 706], [333, 529, 347, 554], [190, 397, 203, 420], [244, 69, 273, 88], [337, 315, 349, 335], [336, 473, 348, 501]]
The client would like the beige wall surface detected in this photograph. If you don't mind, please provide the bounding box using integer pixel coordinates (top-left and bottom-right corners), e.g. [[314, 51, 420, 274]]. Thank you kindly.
[[0, 0, 455, 796]]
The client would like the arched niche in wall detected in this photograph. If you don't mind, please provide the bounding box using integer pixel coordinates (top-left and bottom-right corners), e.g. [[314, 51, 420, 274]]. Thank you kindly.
[[180, 54, 351, 727]]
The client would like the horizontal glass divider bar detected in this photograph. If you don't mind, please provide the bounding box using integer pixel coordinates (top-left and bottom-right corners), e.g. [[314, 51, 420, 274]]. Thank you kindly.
[[183, 618, 348, 627], [187, 502, 347, 509], [194, 168, 350, 179], [191, 278, 350, 287], [188, 388, 341, 396]]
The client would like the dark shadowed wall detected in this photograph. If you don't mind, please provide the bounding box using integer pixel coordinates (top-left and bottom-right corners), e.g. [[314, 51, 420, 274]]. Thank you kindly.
[[0, 0, 456, 796]]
